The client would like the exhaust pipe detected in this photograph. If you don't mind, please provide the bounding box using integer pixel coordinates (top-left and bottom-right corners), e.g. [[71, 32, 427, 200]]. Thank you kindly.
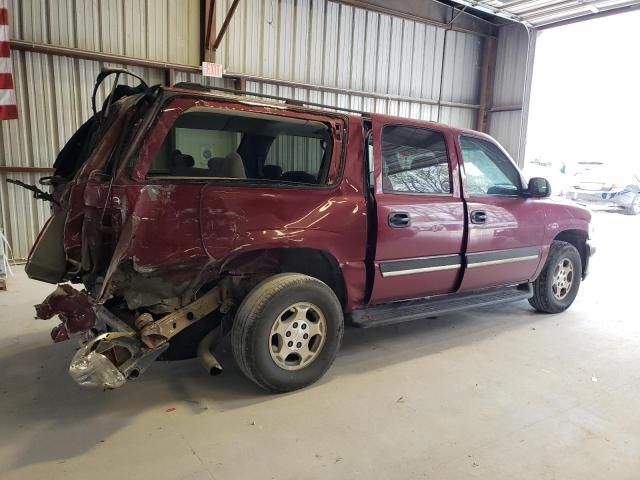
[[197, 327, 223, 376]]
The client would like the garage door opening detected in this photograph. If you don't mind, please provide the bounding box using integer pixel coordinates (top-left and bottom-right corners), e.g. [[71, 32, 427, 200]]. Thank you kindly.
[[524, 10, 640, 217]]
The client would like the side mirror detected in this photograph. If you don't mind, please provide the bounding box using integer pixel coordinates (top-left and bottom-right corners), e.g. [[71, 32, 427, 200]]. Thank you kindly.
[[527, 177, 551, 198]]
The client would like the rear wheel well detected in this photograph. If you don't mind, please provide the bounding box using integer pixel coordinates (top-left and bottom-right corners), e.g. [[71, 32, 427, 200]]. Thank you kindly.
[[222, 248, 347, 308], [553, 230, 587, 273]]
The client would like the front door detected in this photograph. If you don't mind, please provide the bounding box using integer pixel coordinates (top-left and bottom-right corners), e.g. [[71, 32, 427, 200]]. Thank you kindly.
[[457, 134, 546, 291], [370, 117, 465, 304]]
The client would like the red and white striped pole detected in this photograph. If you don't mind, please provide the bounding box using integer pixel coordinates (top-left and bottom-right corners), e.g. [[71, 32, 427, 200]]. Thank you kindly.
[[0, 0, 17, 120]]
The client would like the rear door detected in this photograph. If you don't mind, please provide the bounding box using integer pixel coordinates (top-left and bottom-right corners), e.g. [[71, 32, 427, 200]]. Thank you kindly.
[[457, 134, 546, 291], [369, 116, 465, 304]]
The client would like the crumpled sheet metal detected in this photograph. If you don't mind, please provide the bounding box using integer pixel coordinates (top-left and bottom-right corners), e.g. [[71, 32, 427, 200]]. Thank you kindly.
[[68, 331, 169, 388], [35, 285, 96, 337], [69, 344, 126, 389]]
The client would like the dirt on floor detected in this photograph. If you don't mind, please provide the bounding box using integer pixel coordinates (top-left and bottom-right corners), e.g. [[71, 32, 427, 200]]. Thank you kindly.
[[0, 210, 639, 480]]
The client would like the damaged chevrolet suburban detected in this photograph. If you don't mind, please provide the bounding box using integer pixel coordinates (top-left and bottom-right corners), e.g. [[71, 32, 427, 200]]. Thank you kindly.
[[18, 70, 595, 392]]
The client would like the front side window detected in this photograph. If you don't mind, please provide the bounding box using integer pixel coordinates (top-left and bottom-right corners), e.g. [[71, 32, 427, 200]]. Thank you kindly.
[[459, 136, 522, 196], [381, 125, 451, 194], [148, 109, 332, 185]]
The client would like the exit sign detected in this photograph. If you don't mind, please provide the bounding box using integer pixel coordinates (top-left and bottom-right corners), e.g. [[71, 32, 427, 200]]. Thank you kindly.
[[202, 62, 223, 78]]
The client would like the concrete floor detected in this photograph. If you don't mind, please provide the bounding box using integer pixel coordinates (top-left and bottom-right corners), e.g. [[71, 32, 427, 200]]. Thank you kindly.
[[0, 211, 638, 480]]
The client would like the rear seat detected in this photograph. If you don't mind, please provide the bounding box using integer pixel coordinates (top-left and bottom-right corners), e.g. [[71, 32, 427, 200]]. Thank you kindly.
[[207, 152, 247, 178]]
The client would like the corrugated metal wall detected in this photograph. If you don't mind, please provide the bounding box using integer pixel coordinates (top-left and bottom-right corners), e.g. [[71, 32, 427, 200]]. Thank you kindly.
[[9, 0, 200, 64], [267, 136, 324, 175], [488, 23, 534, 166], [1, 0, 492, 258], [219, 0, 483, 128]]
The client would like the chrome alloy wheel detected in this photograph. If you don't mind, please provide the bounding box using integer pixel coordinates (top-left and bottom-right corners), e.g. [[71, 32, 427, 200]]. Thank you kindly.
[[552, 257, 574, 300], [269, 302, 327, 370]]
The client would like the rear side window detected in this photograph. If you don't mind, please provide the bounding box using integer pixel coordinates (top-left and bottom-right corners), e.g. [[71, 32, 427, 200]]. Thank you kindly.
[[149, 109, 332, 185], [265, 135, 327, 184], [459, 136, 522, 196], [381, 125, 451, 194]]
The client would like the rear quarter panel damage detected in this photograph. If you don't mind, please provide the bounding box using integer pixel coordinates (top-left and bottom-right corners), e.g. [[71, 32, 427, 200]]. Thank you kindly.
[[98, 96, 369, 311]]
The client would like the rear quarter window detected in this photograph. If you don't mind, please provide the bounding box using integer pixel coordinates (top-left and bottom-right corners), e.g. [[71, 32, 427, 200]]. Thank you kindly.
[[148, 108, 333, 186]]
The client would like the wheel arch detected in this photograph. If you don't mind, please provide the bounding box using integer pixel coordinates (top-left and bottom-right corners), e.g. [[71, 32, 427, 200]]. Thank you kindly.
[[221, 247, 347, 308], [553, 229, 588, 276]]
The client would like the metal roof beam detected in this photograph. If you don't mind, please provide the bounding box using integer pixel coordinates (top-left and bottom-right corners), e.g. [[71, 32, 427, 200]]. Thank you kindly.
[[537, 1, 640, 27]]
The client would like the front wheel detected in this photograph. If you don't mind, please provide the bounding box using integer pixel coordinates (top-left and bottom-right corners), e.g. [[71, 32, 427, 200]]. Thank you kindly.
[[529, 241, 582, 313], [231, 273, 343, 393]]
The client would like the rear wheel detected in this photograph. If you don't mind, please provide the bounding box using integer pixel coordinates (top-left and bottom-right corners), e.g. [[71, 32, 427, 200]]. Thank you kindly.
[[231, 273, 343, 393], [529, 241, 582, 313]]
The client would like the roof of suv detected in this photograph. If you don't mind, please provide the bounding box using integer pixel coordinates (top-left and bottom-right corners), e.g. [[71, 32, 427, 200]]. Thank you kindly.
[[165, 85, 490, 140]]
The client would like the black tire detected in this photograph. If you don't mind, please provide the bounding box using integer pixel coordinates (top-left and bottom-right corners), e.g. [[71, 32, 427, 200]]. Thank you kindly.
[[529, 240, 582, 313], [231, 273, 343, 393]]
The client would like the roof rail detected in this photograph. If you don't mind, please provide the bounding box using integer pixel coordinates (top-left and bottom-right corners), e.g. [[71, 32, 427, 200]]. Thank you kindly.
[[172, 82, 369, 116]]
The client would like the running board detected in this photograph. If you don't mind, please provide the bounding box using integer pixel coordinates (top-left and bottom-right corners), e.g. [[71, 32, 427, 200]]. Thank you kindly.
[[350, 284, 533, 328]]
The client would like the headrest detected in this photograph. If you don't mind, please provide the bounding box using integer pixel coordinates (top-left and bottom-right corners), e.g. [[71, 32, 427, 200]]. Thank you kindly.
[[180, 155, 195, 168], [222, 152, 246, 179], [206, 152, 246, 178], [170, 150, 195, 173]]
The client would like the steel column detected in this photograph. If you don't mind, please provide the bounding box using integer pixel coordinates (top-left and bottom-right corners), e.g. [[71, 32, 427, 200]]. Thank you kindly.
[[477, 36, 498, 132]]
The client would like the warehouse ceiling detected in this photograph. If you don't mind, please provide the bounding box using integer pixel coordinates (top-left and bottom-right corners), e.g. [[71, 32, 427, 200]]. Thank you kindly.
[[449, 0, 640, 27], [346, 0, 640, 29]]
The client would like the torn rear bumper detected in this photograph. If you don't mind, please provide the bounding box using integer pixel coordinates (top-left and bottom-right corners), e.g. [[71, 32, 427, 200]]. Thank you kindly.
[[36, 280, 232, 389], [68, 305, 170, 389], [69, 332, 169, 389]]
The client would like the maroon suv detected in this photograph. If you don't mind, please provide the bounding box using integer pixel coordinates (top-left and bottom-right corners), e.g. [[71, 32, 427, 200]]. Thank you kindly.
[[20, 70, 594, 392]]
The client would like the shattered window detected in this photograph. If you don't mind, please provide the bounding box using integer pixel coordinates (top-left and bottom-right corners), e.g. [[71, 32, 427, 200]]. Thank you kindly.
[[148, 108, 332, 185], [381, 125, 451, 195]]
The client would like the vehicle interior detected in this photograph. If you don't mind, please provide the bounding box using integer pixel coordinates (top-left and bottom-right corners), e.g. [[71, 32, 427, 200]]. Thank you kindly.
[[460, 135, 523, 196], [381, 125, 451, 194], [148, 108, 333, 185]]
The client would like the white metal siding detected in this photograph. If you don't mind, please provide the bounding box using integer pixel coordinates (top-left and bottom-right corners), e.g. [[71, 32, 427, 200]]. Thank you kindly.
[[493, 24, 529, 108], [9, 0, 200, 64], [228, 1, 483, 126], [489, 23, 534, 166]]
